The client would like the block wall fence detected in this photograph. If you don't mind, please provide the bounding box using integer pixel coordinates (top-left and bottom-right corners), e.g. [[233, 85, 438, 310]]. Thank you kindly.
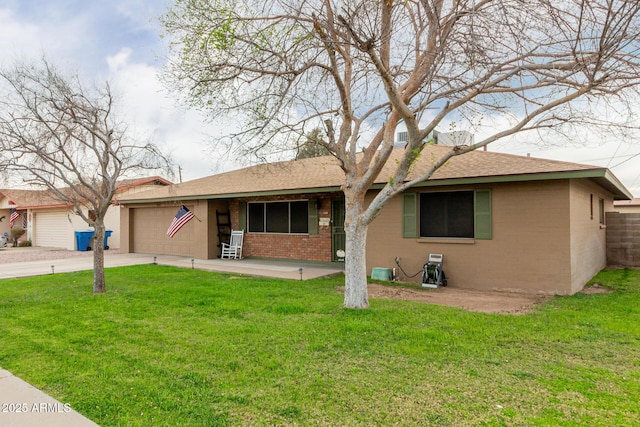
[[606, 212, 640, 266]]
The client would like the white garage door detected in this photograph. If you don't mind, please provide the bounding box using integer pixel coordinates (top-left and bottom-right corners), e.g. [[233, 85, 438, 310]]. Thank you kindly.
[[34, 211, 71, 248], [131, 206, 196, 257]]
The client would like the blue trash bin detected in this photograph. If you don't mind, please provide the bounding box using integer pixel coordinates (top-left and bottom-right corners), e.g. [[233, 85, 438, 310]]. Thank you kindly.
[[75, 230, 95, 251], [104, 230, 113, 250]]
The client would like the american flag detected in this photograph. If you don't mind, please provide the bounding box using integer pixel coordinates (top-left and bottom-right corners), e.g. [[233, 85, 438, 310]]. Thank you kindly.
[[9, 209, 20, 229], [166, 205, 195, 238]]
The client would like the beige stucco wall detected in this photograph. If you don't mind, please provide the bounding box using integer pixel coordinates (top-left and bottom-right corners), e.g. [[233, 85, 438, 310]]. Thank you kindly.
[[101, 182, 169, 249], [119, 178, 614, 294], [121, 199, 228, 259], [0, 198, 28, 243], [0, 198, 12, 239], [366, 180, 593, 294], [1, 182, 166, 250], [0, 209, 15, 240], [27, 205, 122, 251], [568, 179, 611, 294], [120, 207, 131, 252], [69, 206, 122, 249]]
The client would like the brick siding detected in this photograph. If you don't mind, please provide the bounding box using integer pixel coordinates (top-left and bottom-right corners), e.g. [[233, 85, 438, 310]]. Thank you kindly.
[[229, 194, 340, 262]]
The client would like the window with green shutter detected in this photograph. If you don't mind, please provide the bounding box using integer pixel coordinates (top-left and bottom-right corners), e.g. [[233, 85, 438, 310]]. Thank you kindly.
[[474, 189, 492, 240], [238, 201, 247, 230], [420, 191, 474, 238], [308, 199, 318, 234], [403, 193, 417, 238], [403, 189, 492, 240]]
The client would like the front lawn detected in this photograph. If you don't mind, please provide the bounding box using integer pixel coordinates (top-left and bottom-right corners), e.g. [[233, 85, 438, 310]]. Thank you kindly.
[[0, 266, 638, 426]]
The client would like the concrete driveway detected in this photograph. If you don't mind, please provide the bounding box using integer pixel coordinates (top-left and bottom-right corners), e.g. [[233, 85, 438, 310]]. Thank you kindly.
[[0, 247, 344, 280]]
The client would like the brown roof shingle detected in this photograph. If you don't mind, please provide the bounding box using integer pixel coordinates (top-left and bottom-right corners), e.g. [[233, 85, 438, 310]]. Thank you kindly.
[[0, 189, 47, 207], [118, 145, 631, 202], [1, 176, 172, 209]]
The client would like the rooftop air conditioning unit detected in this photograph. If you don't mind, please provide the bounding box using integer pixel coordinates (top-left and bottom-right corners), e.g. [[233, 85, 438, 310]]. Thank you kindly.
[[396, 130, 438, 147], [394, 131, 409, 148], [434, 130, 474, 147]]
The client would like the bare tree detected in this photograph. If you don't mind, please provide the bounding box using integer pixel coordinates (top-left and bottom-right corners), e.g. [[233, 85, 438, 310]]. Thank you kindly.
[[161, 0, 640, 308], [0, 59, 170, 293]]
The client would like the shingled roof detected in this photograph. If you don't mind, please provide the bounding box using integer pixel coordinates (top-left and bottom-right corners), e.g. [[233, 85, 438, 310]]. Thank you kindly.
[[0, 189, 45, 207], [1, 176, 172, 209], [118, 145, 632, 203]]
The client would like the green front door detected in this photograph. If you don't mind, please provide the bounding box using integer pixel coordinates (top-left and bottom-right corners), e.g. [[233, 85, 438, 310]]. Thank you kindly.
[[331, 200, 346, 262]]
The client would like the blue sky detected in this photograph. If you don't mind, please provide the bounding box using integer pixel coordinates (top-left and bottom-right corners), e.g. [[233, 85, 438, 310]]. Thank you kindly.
[[1, 0, 639, 195], [0, 1, 164, 78], [0, 0, 226, 183]]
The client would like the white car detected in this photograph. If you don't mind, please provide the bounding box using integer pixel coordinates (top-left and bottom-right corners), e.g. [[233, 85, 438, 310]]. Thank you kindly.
[[0, 235, 7, 248]]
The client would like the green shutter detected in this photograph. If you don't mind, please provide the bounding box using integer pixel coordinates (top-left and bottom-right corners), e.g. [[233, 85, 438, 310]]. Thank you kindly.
[[308, 199, 318, 234], [474, 189, 492, 240], [403, 193, 417, 238], [238, 201, 247, 231]]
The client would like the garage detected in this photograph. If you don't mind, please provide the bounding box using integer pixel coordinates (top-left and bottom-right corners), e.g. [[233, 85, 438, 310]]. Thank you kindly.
[[34, 210, 72, 248], [131, 206, 196, 257]]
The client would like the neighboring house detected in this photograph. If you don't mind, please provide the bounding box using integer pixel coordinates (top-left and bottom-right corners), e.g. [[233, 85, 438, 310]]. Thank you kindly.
[[0, 177, 171, 250], [0, 189, 38, 244], [613, 198, 640, 213], [117, 146, 631, 295]]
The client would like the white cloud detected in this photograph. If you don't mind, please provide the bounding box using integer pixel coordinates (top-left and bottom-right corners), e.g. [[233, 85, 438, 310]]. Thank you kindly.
[[0, 1, 235, 184], [0, 5, 93, 70], [437, 103, 640, 197], [107, 48, 133, 73], [105, 48, 236, 182]]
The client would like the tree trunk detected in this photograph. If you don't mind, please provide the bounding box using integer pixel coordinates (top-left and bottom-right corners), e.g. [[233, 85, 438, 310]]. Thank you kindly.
[[343, 193, 369, 309], [92, 221, 106, 293]]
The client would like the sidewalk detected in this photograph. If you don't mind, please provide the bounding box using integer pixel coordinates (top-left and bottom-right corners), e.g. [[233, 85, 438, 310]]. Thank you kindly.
[[0, 370, 99, 427], [0, 250, 343, 426], [0, 251, 343, 281]]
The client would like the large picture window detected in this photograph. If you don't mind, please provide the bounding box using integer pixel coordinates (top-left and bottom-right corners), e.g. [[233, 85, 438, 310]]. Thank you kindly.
[[420, 191, 474, 238], [403, 190, 491, 240], [248, 201, 309, 233]]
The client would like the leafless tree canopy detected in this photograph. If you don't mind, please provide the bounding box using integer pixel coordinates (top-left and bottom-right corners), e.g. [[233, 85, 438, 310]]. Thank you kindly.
[[164, 0, 640, 160], [162, 0, 640, 307], [0, 60, 168, 218], [0, 59, 170, 292]]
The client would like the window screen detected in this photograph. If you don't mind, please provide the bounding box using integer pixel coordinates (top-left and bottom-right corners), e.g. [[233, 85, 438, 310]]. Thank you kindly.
[[266, 202, 289, 233], [248, 203, 265, 232], [248, 201, 309, 233], [290, 201, 309, 233], [420, 191, 474, 238]]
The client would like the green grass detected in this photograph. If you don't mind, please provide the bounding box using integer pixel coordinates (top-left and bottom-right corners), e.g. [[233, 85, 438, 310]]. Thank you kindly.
[[0, 266, 639, 426]]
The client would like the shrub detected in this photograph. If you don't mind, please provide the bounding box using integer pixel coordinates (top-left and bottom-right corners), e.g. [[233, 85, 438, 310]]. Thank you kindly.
[[10, 227, 26, 241]]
